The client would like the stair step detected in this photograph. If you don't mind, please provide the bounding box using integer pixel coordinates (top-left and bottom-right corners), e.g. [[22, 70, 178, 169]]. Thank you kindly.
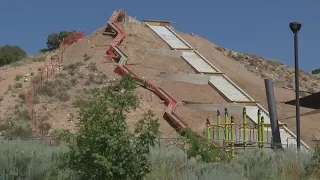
[[181, 52, 217, 73], [147, 25, 190, 49], [209, 76, 250, 102]]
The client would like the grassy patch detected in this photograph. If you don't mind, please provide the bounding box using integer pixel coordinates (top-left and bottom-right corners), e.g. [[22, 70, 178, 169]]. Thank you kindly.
[[83, 53, 91, 61], [13, 82, 22, 89], [31, 55, 46, 62], [35, 79, 71, 102], [14, 74, 23, 81], [63, 62, 84, 71], [72, 98, 89, 109], [0, 107, 32, 137], [0, 140, 76, 179]]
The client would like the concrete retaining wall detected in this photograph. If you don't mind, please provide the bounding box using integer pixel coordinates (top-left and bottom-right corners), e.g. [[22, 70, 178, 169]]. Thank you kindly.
[[157, 74, 217, 85]]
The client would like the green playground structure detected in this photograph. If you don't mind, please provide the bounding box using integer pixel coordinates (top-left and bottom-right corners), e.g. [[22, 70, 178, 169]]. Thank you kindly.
[[205, 107, 268, 159]]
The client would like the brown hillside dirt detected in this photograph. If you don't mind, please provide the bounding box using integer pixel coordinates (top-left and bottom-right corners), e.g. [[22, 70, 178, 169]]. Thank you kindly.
[[120, 22, 251, 135], [0, 53, 53, 118], [0, 25, 177, 137]]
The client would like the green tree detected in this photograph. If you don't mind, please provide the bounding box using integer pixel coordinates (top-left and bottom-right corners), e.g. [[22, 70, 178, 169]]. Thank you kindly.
[[62, 76, 160, 180], [0, 45, 26, 66], [312, 68, 320, 75], [45, 31, 73, 50]]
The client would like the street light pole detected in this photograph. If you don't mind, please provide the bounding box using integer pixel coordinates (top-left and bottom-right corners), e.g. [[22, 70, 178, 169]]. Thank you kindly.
[[289, 22, 302, 150]]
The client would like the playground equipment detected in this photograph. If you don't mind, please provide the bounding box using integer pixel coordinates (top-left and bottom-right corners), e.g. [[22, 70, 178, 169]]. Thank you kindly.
[[205, 107, 272, 159]]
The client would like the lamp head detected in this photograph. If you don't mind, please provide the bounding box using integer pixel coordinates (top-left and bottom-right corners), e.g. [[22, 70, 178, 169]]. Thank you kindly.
[[290, 22, 302, 34]]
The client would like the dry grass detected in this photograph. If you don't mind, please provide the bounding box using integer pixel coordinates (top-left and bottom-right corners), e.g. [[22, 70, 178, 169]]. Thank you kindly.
[[0, 105, 32, 137], [216, 46, 320, 96]]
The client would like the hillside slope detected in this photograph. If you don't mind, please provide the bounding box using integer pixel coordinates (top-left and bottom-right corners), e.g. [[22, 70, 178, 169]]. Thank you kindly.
[[0, 11, 319, 147]]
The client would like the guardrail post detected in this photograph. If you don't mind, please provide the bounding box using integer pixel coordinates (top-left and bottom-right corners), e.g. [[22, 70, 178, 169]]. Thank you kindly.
[[243, 107, 247, 150], [205, 124, 210, 143], [261, 116, 265, 149], [217, 110, 221, 145], [258, 109, 261, 149], [224, 108, 229, 154], [231, 116, 235, 159]]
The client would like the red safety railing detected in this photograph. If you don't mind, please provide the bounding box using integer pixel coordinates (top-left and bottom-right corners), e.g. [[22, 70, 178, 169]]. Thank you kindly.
[[105, 10, 194, 134], [24, 31, 84, 136]]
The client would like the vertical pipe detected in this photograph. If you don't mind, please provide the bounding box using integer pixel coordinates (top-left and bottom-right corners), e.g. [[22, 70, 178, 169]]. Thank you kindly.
[[206, 125, 210, 143], [258, 109, 261, 148], [224, 108, 229, 154], [40, 72, 43, 86], [206, 117, 210, 142], [294, 33, 301, 151], [264, 79, 283, 150], [34, 110, 37, 136], [51, 58, 55, 75], [261, 116, 265, 149], [243, 107, 247, 149], [217, 110, 221, 144], [231, 116, 235, 159], [46, 65, 49, 81]]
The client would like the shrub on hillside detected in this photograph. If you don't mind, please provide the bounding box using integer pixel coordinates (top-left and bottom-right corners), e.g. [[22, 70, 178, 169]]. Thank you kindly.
[[61, 75, 160, 179], [181, 128, 228, 163], [35, 79, 71, 102], [0, 45, 26, 66], [43, 31, 73, 51], [0, 107, 33, 137]]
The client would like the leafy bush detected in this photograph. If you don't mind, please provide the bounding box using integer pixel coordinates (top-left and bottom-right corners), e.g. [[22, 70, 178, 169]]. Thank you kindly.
[[44, 31, 73, 51], [182, 128, 227, 163], [0, 45, 26, 66], [62, 75, 160, 179], [312, 68, 320, 75], [0, 107, 33, 137]]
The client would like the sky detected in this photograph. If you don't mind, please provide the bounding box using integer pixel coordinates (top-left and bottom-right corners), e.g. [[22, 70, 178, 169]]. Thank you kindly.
[[0, 0, 319, 72]]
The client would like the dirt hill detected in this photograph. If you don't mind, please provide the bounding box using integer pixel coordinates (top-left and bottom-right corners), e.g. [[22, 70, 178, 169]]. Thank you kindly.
[[0, 12, 319, 146]]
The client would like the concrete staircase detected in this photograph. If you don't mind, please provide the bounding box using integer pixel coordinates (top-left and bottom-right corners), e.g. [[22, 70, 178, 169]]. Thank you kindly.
[[245, 106, 271, 124]]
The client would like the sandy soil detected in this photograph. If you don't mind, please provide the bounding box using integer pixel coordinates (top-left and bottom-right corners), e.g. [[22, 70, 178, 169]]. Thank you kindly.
[[0, 53, 54, 118]]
